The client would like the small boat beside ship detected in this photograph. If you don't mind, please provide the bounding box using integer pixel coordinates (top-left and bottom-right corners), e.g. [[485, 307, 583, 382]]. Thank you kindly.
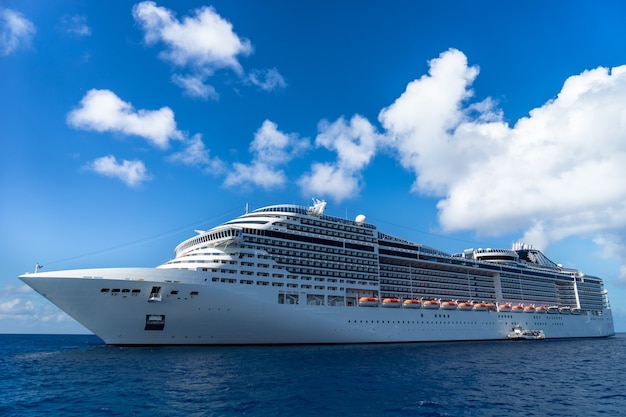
[[508, 325, 546, 340]]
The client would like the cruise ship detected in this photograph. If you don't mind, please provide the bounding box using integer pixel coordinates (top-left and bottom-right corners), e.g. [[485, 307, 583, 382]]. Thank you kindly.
[[20, 199, 614, 345]]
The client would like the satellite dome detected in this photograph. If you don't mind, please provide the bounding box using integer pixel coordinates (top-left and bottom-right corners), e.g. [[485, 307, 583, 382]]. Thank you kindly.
[[355, 214, 366, 225]]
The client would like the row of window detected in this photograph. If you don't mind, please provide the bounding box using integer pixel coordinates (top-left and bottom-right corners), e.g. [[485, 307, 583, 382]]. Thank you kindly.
[[242, 233, 376, 256], [280, 221, 376, 243], [267, 248, 378, 266], [100, 288, 141, 295], [177, 228, 240, 254], [299, 215, 376, 233], [248, 206, 375, 231]]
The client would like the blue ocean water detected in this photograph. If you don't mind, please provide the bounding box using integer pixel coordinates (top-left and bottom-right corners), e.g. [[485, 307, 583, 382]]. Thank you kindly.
[[1, 334, 625, 417]]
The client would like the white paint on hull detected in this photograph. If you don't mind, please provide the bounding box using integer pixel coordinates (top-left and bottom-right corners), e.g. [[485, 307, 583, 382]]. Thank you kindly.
[[20, 268, 615, 345]]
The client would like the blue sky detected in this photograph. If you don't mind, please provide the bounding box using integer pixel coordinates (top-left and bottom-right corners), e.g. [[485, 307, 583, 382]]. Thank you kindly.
[[2, 0, 626, 333]]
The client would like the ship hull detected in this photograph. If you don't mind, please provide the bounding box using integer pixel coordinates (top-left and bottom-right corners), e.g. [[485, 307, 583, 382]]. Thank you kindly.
[[20, 268, 615, 345]]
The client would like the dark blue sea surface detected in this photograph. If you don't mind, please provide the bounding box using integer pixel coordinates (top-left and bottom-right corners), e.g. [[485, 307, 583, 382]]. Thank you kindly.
[[1, 334, 625, 416]]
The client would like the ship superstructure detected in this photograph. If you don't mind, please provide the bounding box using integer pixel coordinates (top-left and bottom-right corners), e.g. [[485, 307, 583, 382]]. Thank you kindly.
[[20, 200, 614, 345]]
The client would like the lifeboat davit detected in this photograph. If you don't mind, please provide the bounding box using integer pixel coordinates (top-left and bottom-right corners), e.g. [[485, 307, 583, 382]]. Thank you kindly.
[[523, 305, 536, 313], [422, 300, 440, 309], [535, 306, 547, 314], [382, 298, 401, 308], [458, 301, 474, 311], [403, 299, 421, 309], [498, 303, 512, 312], [511, 304, 524, 313], [358, 297, 379, 307], [441, 301, 458, 310], [473, 302, 488, 311]]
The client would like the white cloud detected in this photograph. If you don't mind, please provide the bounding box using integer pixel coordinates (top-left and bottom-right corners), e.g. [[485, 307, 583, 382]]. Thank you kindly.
[[226, 162, 287, 189], [224, 120, 309, 189], [87, 155, 151, 187], [376, 48, 626, 276], [67, 89, 183, 148], [0, 7, 36, 56], [59, 14, 91, 36], [172, 74, 219, 100], [247, 68, 287, 92], [299, 115, 382, 202], [168, 134, 225, 173], [0, 298, 34, 315], [132, 1, 253, 98], [594, 234, 626, 283], [0, 284, 33, 297], [298, 163, 360, 202], [379, 48, 481, 196]]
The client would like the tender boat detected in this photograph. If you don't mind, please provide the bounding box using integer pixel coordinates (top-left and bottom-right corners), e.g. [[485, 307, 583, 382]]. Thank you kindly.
[[498, 303, 512, 312], [511, 305, 524, 313], [358, 297, 379, 307], [402, 299, 421, 309], [382, 298, 401, 308], [458, 301, 474, 311], [422, 300, 440, 309], [473, 302, 488, 311], [441, 301, 458, 310], [507, 326, 545, 340]]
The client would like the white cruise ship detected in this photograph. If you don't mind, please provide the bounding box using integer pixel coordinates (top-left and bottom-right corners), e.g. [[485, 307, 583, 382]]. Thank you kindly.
[[20, 200, 614, 345]]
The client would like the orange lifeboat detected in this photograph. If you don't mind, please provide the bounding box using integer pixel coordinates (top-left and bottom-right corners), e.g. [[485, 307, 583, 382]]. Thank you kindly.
[[523, 305, 536, 313], [511, 304, 524, 313], [382, 298, 401, 308], [422, 300, 440, 309], [473, 302, 488, 311], [535, 306, 547, 314], [441, 301, 458, 310], [458, 301, 474, 311], [403, 299, 421, 309], [498, 303, 512, 312], [358, 297, 379, 307], [486, 303, 497, 311]]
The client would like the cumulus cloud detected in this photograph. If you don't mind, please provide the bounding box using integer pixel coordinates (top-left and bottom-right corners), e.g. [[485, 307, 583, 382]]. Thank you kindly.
[[299, 115, 383, 202], [132, 1, 254, 99], [172, 74, 218, 100], [594, 235, 626, 283], [0, 7, 36, 56], [67, 89, 183, 148], [168, 134, 226, 173], [379, 48, 482, 196], [374, 48, 626, 279], [247, 68, 287, 92], [0, 298, 34, 316], [87, 155, 151, 187], [224, 120, 309, 189], [0, 284, 33, 297], [58, 14, 91, 36]]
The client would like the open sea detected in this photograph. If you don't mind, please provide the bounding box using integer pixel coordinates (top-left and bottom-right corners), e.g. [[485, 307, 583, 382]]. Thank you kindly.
[[1, 333, 625, 416]]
